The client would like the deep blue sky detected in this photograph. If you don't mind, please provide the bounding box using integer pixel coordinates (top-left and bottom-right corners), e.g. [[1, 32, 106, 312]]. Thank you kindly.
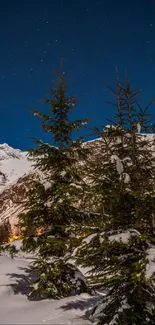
[[1, 0, 155, 149]]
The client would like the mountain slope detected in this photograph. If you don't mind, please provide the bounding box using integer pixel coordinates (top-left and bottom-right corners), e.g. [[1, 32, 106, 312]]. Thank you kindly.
[[0, 144, 33, 193]]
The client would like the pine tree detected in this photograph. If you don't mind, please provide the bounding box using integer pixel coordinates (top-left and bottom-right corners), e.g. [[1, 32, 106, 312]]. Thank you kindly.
[[75, 76, 155, 324], [18, 70, 90, 299]]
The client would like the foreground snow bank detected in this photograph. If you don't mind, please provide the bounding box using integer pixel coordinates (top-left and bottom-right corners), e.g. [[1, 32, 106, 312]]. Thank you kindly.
[[0, 253, 92, 324]]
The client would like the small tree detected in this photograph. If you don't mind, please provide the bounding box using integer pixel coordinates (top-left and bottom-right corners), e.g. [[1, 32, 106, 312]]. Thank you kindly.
[[19, 70, 89, 299], [76, 76, 155, 324]]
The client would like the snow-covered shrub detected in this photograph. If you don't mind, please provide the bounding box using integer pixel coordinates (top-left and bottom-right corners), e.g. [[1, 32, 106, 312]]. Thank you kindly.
[[28, 261, 90, 300], [83, 230, 155, 324]]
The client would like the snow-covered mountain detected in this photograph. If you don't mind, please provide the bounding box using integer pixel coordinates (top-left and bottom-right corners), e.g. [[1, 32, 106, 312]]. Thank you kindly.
[[0, 144, 33, 193], [0, 138, 103, 193], [0, 144, 44, 235]]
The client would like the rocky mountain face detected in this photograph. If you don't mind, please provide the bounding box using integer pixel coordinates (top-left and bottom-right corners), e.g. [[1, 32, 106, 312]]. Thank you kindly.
[[0, 144, 46, 237], [0, 139, 103, 238]]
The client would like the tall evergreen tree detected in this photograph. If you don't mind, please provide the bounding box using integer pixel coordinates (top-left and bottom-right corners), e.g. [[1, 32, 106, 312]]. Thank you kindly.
[[18, 70, 89, 299], [75, 76, 155, 324]]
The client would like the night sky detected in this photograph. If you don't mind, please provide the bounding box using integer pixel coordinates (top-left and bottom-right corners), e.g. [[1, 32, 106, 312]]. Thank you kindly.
[[1, 0, 155, 150]]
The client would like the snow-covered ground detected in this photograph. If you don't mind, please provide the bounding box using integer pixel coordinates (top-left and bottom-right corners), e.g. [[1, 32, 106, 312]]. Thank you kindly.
[[0, 242, 94, 324], [1, 236, 155, 324]]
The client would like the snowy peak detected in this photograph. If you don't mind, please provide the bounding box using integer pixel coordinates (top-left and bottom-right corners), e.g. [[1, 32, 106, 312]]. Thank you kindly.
[[0, 144, 33, 193], [0, 143, 27, 161]]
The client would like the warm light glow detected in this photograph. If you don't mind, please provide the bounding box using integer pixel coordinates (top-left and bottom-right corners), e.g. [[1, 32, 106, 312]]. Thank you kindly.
[[7, 229, 86, 243], [7, 228, 44, 243], [77, 232, 88, 238], [34, 228, 44, 236], [8, 235, 23, 243]]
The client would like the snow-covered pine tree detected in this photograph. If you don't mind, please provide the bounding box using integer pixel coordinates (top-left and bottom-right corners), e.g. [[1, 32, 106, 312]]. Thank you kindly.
[[18, 70, 90, 299], [75, 76, 155, 324]]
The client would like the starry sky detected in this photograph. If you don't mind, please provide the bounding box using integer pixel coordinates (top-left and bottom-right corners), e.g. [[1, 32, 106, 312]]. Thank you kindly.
[[1, 0, 155, 150]]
